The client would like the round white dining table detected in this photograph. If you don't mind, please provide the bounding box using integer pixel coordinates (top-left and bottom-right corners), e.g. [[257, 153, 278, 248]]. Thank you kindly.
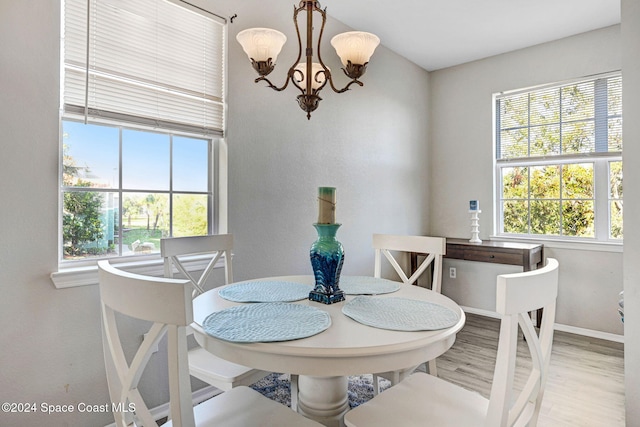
[[191, 275, 465, 427]]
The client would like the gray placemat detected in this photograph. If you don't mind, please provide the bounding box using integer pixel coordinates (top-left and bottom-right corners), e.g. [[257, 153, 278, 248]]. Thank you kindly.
[[218, 280, 312, 302], [342, 296, 459, 331], [203, 303, 331, 343], [340, 276, 401, 295]]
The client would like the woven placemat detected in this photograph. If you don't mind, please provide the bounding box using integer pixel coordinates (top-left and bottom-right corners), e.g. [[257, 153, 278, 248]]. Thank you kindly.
[[342, 296, 459, 331], [219, 280, 312, 302], [203, 303, 331, 342]]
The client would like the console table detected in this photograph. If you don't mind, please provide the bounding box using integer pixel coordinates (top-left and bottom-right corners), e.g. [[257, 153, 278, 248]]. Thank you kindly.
[[411, 238, 544, 324], [443, 238, 544, 271]]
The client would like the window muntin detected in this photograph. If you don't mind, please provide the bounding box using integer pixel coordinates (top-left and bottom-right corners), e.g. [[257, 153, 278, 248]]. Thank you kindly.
[[496, 74, 622, 241]]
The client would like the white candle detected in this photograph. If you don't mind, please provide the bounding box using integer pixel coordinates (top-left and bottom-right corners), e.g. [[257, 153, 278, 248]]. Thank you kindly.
[[318, 187, 336, 224], [469, 200, 479, 212]]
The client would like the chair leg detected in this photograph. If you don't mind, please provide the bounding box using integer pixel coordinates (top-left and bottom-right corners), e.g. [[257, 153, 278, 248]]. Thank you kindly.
[[427, 359, 437, 377], [290, 374, 299, 411], [372, 374, 380, 395]]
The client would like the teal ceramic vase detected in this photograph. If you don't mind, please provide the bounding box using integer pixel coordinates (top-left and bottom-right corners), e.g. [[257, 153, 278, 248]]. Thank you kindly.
[[309, 223, 345, 304]]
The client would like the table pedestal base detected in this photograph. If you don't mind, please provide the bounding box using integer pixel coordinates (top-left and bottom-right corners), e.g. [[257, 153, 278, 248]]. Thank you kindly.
[[297, 375, 349, 427]]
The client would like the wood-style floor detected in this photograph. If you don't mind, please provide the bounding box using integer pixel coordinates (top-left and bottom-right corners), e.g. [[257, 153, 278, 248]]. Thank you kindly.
[[428, 313, 625, 426]]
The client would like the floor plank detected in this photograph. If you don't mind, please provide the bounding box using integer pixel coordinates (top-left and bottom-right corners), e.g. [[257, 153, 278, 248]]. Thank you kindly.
[[428, 313, 625, 426]]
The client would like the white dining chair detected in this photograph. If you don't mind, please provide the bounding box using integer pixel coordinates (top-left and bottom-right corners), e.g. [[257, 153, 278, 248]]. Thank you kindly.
[[371, 233, 446, 393], [98, 260, 322, 427], [161, 235, 270, 391], [345, 258, 560, 427]]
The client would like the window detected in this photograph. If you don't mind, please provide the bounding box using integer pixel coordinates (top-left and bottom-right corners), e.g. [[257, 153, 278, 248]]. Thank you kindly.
[[61, 0, 226, 262], [495, 73, 622, 242]]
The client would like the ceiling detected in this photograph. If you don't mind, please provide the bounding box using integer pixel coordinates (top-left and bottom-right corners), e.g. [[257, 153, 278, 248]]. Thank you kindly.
[[327, 0, 621, 71]]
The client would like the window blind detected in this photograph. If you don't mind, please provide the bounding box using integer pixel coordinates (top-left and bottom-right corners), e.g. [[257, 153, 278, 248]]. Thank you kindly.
[[496, 74, 622, 160], [63, 0, 225, 136]]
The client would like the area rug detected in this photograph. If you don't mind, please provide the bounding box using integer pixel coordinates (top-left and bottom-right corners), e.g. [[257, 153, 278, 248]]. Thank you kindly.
[[250, 373, 391, 408]]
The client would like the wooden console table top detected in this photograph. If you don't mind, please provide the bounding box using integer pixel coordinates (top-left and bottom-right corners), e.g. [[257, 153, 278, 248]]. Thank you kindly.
[[443, 238, 544, 271]]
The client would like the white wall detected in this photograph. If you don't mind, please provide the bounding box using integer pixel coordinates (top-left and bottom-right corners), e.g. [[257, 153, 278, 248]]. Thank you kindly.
[[429, 26, 625, 336], [0, 1, 431, 426], [621, 0, 640, 424]]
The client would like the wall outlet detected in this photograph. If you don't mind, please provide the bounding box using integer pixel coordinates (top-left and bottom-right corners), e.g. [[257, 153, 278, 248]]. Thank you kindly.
[[449, 267, 457, 279]]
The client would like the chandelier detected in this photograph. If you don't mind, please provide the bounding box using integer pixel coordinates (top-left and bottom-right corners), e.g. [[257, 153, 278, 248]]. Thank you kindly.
[[236, 1, 380, 119]]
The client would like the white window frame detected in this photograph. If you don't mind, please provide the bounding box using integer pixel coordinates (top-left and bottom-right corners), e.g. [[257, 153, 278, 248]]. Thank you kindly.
[[493, 72, 622, 247], [53, 0, 229, 287]]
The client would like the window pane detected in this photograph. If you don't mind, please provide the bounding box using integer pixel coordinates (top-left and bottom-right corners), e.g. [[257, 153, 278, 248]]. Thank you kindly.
[[611, 201, 623, 239], [63, 121, 119, 188], [122, 130, 170, 191], [530, 88, 559, 125], [530, 124, 560, 156], [561, 120, 595, 154], [121, 192, 169, 255], [172, 194, 209, 237], [173, 136, 208, 192], [530, 200, 560, 235], [530, 166, 560, 199], [502, 167, 528, 199], [562, 163, 593, 199], [499, 128, 528, 159], [608, 76, 622, 117], [608, 118, 623, 152], [610, 161, 623, 198], [561, 82, 594, 121], [610, 161, 623, 239], [562, 200, 594, 237], [63, 190, 119, 259], [500, 93, 529, 128], [502, 201, 528, 234]]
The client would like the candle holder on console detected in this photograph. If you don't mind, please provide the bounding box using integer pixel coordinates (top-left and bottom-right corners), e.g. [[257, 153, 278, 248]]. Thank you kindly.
[[468, 200, 482, 243], [309, 187, 345, 304]]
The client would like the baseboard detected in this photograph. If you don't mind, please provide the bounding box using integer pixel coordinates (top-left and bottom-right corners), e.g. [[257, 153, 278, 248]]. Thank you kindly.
[[553, 323, 624, 343], [460, 306, 624, 344], [103, 386, 221, 427]]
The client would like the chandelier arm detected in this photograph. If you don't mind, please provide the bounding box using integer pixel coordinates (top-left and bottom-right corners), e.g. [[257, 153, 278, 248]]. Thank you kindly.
[[330, 78, 364, 94], [254, 75, 292, 92]]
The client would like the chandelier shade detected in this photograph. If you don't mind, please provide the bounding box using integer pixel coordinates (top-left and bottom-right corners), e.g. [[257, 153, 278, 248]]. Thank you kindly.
[[236, 28, 287, 65], [236, 1, 379, 119], [330, 32, 380, 68]]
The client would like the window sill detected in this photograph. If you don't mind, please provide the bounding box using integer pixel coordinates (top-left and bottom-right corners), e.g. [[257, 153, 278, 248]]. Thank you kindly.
[[50, 255, 224, 289], [489, 235, 623, 253]]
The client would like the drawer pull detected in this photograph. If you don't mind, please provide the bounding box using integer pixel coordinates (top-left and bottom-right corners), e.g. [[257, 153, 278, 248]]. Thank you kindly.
[[490, 255, 495, 258]]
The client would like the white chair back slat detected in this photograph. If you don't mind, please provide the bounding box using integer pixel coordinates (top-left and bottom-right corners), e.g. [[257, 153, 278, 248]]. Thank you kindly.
[[485, 258, 559, 427], [373, 234, 446, 291], [162, 235, 234, 297]]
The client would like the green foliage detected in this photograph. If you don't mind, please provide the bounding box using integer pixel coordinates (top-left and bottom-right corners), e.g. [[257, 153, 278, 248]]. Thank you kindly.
[[172, 194, 208, 237], [63, 185, 105, 257], [610, 161, 623, 239], [501, 163, 595, 237]]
